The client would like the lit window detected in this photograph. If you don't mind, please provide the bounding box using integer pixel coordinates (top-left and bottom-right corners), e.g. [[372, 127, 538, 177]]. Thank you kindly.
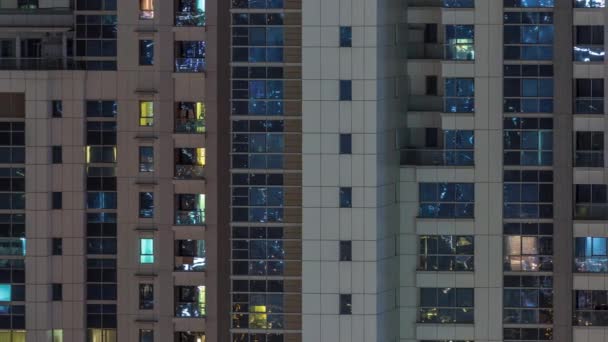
[[139, 101, 154, 126], [140, 0, 154, 19], [52, 329, 63, 342], [140, 238, 154, 264], [87, 329, 117, 342], [0, 284, 11, 301]]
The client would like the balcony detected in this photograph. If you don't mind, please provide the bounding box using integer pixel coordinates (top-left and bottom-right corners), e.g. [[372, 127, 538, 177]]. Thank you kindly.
[[175, 58, 205, 73], [175, 102, 206, 133], [575, 151, 604, 167], [401, 149, 474, 166], [175, 165, 205, 179], [175, 11, 205, 26], [575, 205, 608, 220], [0, 58, 75, 70], [407, 43, 443, 60], [175, 285, 206, 318], [408, 0, 475, 6], [0, 5, 73, 28], [175, 256, 206, 271], [175, 210, 205, 225], [407, 95, 443, 112]]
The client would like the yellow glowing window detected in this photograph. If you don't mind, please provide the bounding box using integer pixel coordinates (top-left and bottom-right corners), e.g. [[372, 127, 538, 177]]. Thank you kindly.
[[198, 285, 206, 316], [87, 329, 116, 342], [140, 0, 154, 19], [196, 148, 206, 166], [0, 331, 26, 342], [139, 101, 154, 126], [52, 330, 63, 342], [249, 305, 268, 328]]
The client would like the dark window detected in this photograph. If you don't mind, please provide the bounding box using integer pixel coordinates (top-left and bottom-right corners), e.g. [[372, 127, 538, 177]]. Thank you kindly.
[[339, 294, 352, 314], [139, 284, 154, 310], [419, 235, 474, 271], [139, 40, 154, 65], [339, 26, 352, 47], [575, 78, 604, 114], [339, 241, 352, 261], [339, 134, 352, 154], [140, 329, 154, 342], [139, 146, 154, 172], [52, 192, 62, 210], [52, 146, 62, 164], [575, 131, 604, 167], [574, 26, 604, 62], [339, 80, 352, 101], [51, 100, 62, 118], [52, 283, 62, 301], [418, 183, 475, 218], [425, 76, 438, 95], [424, 24, 438, 43], [52, 238, 62, 255], [339, 187, 352, 208], [139, 192, 154, 218]]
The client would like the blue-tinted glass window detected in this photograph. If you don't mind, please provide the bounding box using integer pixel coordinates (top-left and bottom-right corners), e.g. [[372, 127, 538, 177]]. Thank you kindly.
[[503, 117, 553, 166], [504, 0, 554, 7], [444, 78, 475, 113], [139, 192, 154, 218], [575, 0, 605, 7], [443, 0, 475, 7], [340, 134, 352, 154], [139, 40, 154, 65], [340, 26, 352, 47], [574, 26, 605, 62], [340, 187, 352, 208], [340, 80, 352, 101], [418, 183, 474, 218]]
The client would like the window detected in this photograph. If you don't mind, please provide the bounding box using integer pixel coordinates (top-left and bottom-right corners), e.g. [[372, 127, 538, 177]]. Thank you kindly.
[[339, 187, 352, 208], [175, 286, 206, 317], [504, 328, 553, 341], [0, 168, 25, 210], [419, 235, 474, 271], [175, 240, 206, 271], [503, 117, 553, 166], [445, 25, 474, 60], [87, 328, 117, 342], [419, 288, 474, 323], [503, 64, 554, 113], [52, 330, 63, 342], [443, 0, 474, 7], [339, 294, 352, 314], [339, 241, 352, 261], [139, 192, 154, 218], [0, 122, 25, 164], [140, 238, 154, 264], [504, 0, 554, 6], [424, 24, 438, 43], [174, 148, 206, 179], [175, 0, 206, 26], [339, 134, 352, 154], [52, 283, 62, 301], [339, 80, 352, 101], [139, 40, 154, 65], [575, 0, 605, 7], [139, 147, 154, 172], [575, 184, 608, 220], [418, 183, 474, 218], [575, 237, 608, 272], [175, 102, 206, 133], [504, 223, 553, 271], [52, 100, 62, 118], [52, 192, 62, 210], [86, 213, 117, 255], [503, 170, 553, 219], [575, 78, 604, 114], [52, 238, 62, 255], [575, 290, 608, 325], [503, 275, 553, 325], [74, 15, 118, 69], [175, 194, 206, 225], [139, 101, 154, 126], [574, 26, 605, 62], [444, 78, 474, 113], [139, 284, 154, 310], [86, 260, 117, 301], [140, 0, 154, 19], [425, 76, 438, 95], [140, 329, 153, 342], [175, 332, 205, 342], [339, 26, 352, 47], [503, 12, 554, 61], [52, 146, 62, 164], [175, 41, 206, 72], [86, 101, 117, 118], [575, 131, 604, 167]]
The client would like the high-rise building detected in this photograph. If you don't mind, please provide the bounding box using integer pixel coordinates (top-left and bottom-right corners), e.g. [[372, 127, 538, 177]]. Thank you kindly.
[[7, 0, 608, 341]]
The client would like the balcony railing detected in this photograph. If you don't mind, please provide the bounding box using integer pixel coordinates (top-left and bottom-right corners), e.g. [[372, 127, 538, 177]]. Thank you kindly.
[[575, 151, 604, 167], [175, 58, 205, 73], [0, 58, 75, 70], [401, 149, 474, 166], [175, 165, 205, 179], [175, 11, 206, 26], [575, 205, 608, 220], [174, 256, 206, 272], [175, 210, 205, 225], [175, 303, 206, 318], [407, 43, 444, 59], [175, 119, 206, 133], [407, 95, 443, 112]]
